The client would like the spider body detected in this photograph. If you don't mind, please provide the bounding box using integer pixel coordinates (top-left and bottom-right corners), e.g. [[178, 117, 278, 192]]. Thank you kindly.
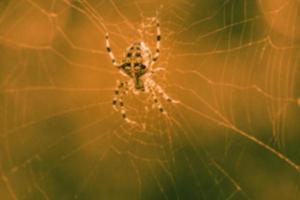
[[105, 18, 178, 124], [120, 42, 152, 90]]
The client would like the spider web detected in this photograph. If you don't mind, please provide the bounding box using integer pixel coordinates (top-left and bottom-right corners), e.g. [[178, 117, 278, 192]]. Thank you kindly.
[[1, 0, 300, 199]]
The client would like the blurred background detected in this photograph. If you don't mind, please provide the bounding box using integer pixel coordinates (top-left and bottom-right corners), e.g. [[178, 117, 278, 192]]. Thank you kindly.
[[1, 0, 300, 199]]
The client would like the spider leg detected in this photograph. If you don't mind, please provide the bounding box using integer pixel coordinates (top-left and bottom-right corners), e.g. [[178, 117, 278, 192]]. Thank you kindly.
[[145, 79, 167, 114], [151, 19, 161, 67], [112, 80, 124, 111], [150, 67, 165, 74], [148, 79, 179, 104], [105, 33, 120, 67], [119, 93, 135, 124], [150, 87, 167, 115], [113, 80, 137, 124]]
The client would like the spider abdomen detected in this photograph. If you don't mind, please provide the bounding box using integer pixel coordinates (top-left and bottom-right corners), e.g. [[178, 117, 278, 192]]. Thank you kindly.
[[121, 42, 152, 79]]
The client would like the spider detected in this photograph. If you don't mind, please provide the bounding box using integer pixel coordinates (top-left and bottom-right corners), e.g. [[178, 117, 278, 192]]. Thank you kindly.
[[105, 18, 178, 124]]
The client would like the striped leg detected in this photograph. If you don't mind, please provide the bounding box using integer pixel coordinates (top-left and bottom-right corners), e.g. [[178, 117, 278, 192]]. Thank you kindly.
[[112, 80, 136, 124], [151, 19, 161, 65], [105, 33, 120, 67], [150, 88, 167, 115], [148, 79, 179, 104], [119, 92, 135, 124], [156, 84, 179, 104], [112, 80, 124, 111]]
